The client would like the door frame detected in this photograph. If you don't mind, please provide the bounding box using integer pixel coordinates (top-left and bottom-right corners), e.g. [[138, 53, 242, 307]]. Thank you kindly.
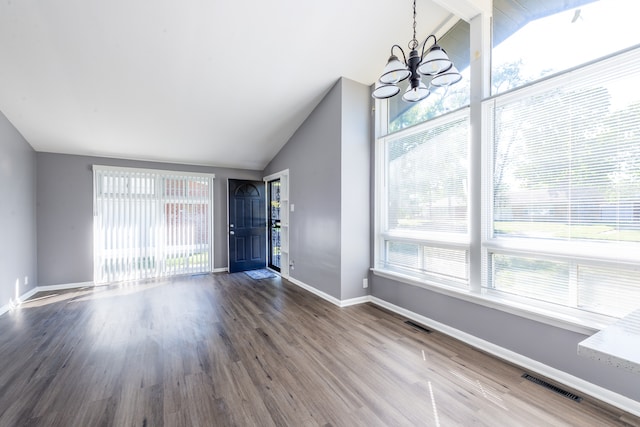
[[263, 169, 290, 278]]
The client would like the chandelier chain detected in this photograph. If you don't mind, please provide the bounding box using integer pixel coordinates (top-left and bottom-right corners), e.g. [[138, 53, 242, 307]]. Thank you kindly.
[[409, 0, 418, 50]]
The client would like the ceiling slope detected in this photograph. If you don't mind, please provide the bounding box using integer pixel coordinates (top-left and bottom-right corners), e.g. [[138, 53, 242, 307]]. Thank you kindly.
[[0, 0, 453, 169]]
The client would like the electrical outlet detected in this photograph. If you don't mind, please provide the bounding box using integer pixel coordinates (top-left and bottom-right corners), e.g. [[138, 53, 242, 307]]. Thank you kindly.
[[363, 278, 368, 288]]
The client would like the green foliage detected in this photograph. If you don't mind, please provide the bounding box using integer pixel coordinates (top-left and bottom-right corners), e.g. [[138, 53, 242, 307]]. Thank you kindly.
[[388, 79, 470, 133], [492, 60, 525, 94]]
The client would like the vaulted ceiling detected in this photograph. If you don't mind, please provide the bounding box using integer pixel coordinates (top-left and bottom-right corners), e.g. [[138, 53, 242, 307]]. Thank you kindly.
[[0, 0, 484, 169]]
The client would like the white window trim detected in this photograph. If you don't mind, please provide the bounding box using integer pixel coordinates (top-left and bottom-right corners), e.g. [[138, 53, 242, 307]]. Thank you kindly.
[[374, 108, 472, 262], [375, 107, 474, 292]]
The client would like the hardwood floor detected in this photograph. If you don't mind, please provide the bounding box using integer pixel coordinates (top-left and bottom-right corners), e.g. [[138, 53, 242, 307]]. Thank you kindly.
[[0, 273, 638, 426]]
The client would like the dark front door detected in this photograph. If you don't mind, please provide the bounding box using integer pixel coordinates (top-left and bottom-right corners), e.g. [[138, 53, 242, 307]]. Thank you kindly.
[[228, 179, 266, 273]]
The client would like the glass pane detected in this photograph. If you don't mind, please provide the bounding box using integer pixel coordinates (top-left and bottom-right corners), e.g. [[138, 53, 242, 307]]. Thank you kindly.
[[383, 240, 468, 288], [271, 228, 281, 269], [578, 265, 640, 318], [268, 179, 281, 270], [270, 180, 281, 221], [491, 48, 640, 243], [94, 168, 211, 283], [493, 0, 640, 95], [386, 241, 420, 269], [424, 247, 468, 281], [387, 114, 469, 236], [492, 254, 570, 305]]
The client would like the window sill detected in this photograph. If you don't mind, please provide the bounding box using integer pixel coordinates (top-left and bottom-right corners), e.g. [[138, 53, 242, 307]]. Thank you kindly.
[[371, 268, 618, 335]]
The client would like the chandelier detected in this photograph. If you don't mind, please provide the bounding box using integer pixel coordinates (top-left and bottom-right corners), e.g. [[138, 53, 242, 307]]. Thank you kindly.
[[372, 0, 461, 103]]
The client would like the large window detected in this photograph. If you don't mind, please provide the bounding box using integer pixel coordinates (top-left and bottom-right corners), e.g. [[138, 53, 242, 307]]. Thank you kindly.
[[484, 46, 640, 318], [93, 166, 214, 283], [375, 0, 640, 326], [492, 0, 640, 94], [377, 109, 470, 289]]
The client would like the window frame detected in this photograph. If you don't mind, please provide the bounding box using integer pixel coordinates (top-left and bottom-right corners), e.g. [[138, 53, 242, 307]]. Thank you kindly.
[[371, 100, 617, 334], [375, 107, 472, 293], [481, 46, 640, 321], [93, 165, 215, 283], [373, 4, 640, 334]]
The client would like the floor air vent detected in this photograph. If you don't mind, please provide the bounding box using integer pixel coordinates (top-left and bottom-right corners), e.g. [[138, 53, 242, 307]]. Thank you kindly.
[[404, 320, 432, 334], [522, 373, 582, 402]]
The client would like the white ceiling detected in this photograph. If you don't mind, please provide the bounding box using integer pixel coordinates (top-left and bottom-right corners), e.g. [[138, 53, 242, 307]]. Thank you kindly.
[[0, 0, 463, 170]]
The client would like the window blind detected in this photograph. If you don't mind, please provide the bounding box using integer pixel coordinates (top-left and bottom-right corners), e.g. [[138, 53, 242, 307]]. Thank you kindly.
[[93, 166, 214, 283], [484, 46, 640, 317], [385, 111, 469, 236], [381, 109, 470, 288]]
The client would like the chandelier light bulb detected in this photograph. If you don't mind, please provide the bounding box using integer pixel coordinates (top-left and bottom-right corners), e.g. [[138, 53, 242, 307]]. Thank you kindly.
[[402, 81, 430, 103], [372, 81, 400, 99], [418, 45, 452, 75], [430, 65, 462, 87], [379, 55, 411, 85]]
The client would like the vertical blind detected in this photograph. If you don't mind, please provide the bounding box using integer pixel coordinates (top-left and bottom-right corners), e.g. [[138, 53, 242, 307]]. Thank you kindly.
[[93, 166, 214, 283], [484, 46, 640, 317]]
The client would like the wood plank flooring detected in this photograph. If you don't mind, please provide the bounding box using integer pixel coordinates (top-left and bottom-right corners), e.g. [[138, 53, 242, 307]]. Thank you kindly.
[[0, 273, 638, 426]]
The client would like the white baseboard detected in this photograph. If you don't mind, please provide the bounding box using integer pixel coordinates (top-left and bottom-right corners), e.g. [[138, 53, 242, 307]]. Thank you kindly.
[[369, 296, 640, 418], [18, 287, 40, 303], [340, 296, 371, 307], [286, 276, 343, 306], [212, 267, 228, 273], [0, 287, 39, 317], [285, 277, 372, 308], [37, 281, 95, 292], [0, 303, 12, 317], [0, 281, 92, 317]]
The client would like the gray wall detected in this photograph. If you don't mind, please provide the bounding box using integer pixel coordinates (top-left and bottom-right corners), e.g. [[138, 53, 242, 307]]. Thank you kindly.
[[36, 152, 261, 286], [264, 78, 370, 301], [371, 269, 640, 402], [264, 80, 342, 297], [340, 79, 370, 300], [0, 111, 37, 304]]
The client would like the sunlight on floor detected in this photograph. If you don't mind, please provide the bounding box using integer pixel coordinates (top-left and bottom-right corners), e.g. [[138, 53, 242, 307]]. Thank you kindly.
[[427, 381, 441, 427], [450, 369, 509, 411]]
